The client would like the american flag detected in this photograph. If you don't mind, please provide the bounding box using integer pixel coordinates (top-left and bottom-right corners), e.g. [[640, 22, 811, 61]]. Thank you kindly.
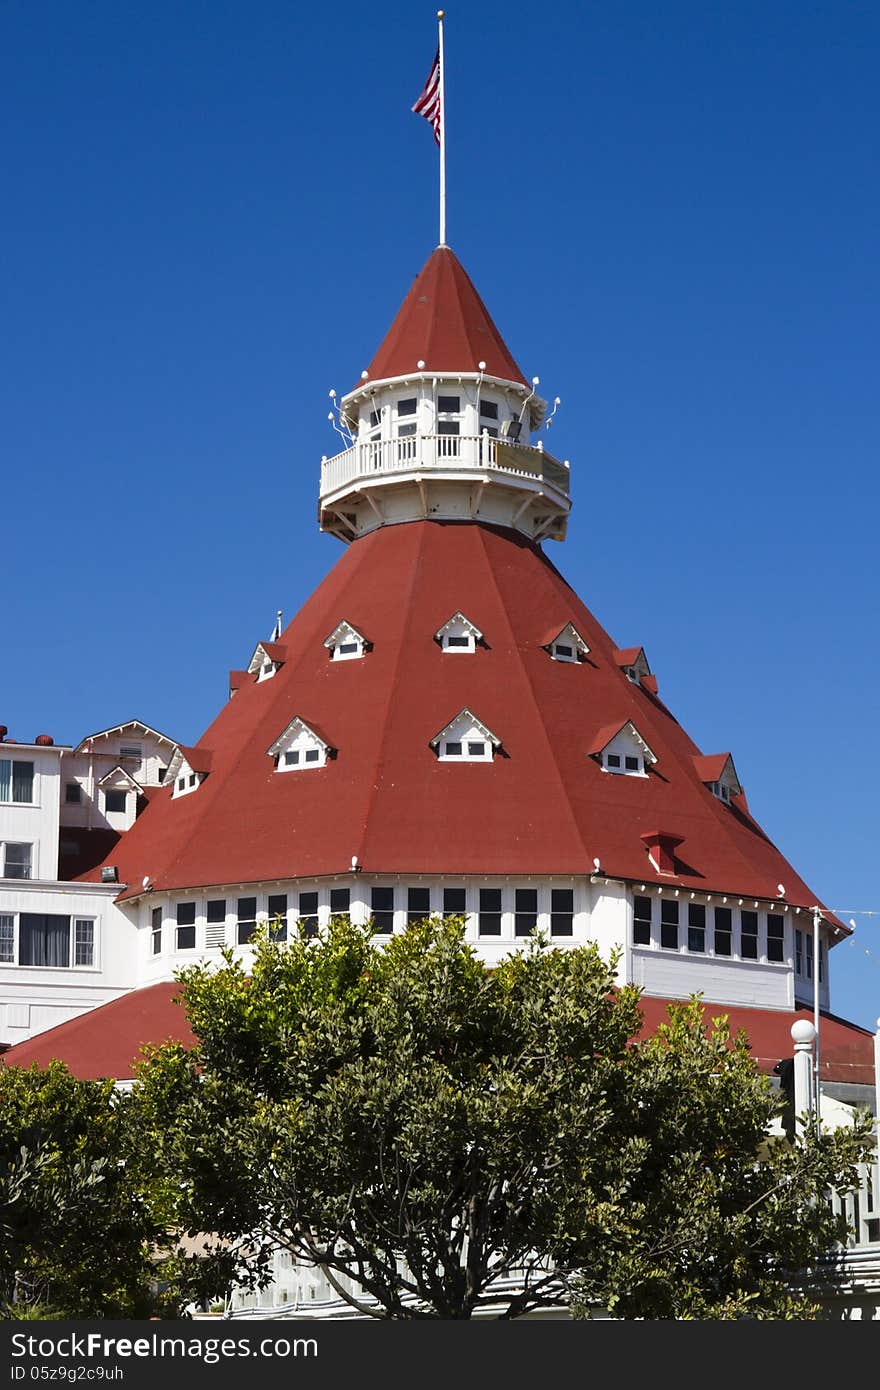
[[412, 49, 441, 145]]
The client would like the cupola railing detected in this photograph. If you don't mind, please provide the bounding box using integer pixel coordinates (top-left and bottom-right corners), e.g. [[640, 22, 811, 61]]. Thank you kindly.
[[320, 432, 571, 502]]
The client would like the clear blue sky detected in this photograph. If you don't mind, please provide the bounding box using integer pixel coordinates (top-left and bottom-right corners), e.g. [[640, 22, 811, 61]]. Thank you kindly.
[[2, 2, 878, 1029]]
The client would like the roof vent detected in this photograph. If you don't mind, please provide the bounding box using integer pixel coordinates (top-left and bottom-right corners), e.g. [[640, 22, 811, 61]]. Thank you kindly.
[[0, 726, 6, 742], [100, 865, 119, 883], [34, 734, 54, 746], [640, 830, 684, 876]]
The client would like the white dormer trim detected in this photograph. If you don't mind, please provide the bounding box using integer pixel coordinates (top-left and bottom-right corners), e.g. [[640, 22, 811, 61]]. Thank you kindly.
[[247, 642, 286, 683], [694, 753, 743, 804], [590, 721, 657, 777], [165, 748, 211, 799], [324, 620, 369, 662], [613, 647, 651, 685], [430, 708, 500, 762], [547, 623, 590, 663], [96, 766, 144, 796], [435, 612, 484, 654], [268, 718, 333, 772]]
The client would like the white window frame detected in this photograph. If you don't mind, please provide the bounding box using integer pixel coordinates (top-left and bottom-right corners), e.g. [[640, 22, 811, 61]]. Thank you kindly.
[[0, 911, 98, 969], [1, 841, 33, 879], [0, 757, 36, 806]]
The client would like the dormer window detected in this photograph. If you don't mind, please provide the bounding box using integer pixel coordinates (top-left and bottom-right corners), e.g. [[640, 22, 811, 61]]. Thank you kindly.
[[692, 754, 742, 805], [435, 612, 483, 653], [588, 721, 657, 777], [324, 620, 369, 662], [166, 746, 212, 799], [613, 647, 651, 686], [546, 623, 590, 664], [431, 709, 500, 762], [268, 717, 333, 772], [248, 641, 287, 684]]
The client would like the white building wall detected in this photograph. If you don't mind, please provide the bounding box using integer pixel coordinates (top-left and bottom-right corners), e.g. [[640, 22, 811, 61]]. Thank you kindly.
[[0, 745, 63, 882]]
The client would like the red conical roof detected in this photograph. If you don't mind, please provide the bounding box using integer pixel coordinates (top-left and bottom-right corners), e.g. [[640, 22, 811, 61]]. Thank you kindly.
[[81, 520, 830, 913], [360, 247, 530, 387]]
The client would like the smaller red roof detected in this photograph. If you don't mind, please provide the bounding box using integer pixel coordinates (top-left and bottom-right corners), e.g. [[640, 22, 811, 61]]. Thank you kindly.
[[259, 642, 287, 662], [228, 670, 250, 691], [177, 745, 213, 774], [613, 647, 646, 668], [692, 753, 734, 784]]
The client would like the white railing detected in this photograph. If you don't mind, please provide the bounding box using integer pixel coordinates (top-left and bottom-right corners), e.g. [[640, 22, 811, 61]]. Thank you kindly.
[[320, 433, 571, 501], [831, 1152, 880, 1248]]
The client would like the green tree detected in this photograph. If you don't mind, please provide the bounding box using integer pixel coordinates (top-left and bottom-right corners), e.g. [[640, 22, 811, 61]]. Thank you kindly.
[[134, 917, 872, 1319]]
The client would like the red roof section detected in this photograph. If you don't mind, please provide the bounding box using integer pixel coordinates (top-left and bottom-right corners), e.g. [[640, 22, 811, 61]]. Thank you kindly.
[[361, 247, 530, 389], [692, 754, 733, 784], [75, 519, 835, 912], [2, 983, 871, 1087], [0, 984, 196, 1081]]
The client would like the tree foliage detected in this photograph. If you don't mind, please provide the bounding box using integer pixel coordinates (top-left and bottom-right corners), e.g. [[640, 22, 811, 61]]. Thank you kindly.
[[135, 917, 873, 1319]]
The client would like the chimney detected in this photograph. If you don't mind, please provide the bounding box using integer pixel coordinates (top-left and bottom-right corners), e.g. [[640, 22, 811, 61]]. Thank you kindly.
[[0, 726, 6, 742], [35, 734, 54, 746], [640, 829, 684, 875]]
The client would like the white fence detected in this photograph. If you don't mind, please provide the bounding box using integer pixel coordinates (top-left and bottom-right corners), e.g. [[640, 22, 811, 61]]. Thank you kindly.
[[320, 432, 571, 500]]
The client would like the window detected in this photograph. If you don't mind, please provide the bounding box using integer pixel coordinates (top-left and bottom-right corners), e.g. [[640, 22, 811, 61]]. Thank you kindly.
[[305, 749, 320, 764], [177, 777, 186, 791], [710, 781, 731, 804], [552, 643, 574, 660], [19, 913, 70, 967], [467, 742, 486, 757], [660, 899, 679, 950], [397, 397, 417, 417], [795, 928, 803, 974], [65, 782, 82, 804], [105, 790, 127, 814], [237, 897, 257, 945], [714, 906, 732, 956], [479, 888, 502, 936], [371, 887, 394, 934], [515, 888, 538, 937], [120, 745, 142, 766], [151, 907, 162, 956], [805, 932, 814, 979], [407, 887, 430, 925], [0, 759, 34, 804], [446, 636, 470, 649], [0, 915, 13, 963], [740, 910, 758, 960], [437, 420, 460, 436], [443, 887, 466, 919], [338, 642, 359, 656], [633, 895, 652, 946], [284, 751, 300, 766], [604, 750, 642, 774], [606, 754, 621, 769], [176, 902, 196, 950], [479, 399, 498, 420], [298, 891, 319, 936], [819, 941, 825, 984], [767, 914, 785, 963], [625, 756, 640, 772], [444, 741, 462, 757], [437, 395, 460, 413], [157, 767, 167, 783], [267, 893, 288, 942], [205, 899, 226, 948], [188, 774, 196, 787], [688, 903, 706, 953], [550, 888, 573, 937], [329, 887, 350, 923], [74, 919, 95, 967], [3, 843, 32, 880]]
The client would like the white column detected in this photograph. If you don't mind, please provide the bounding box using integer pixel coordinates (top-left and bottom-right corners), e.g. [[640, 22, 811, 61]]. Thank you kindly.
[[791, 1019, 817, 1137]]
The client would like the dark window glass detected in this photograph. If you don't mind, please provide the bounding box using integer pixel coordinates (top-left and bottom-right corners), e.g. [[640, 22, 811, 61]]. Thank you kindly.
[[515, 888, 538, 937], [550, 888, 573, 936], [606, 753, 621, 768], [437, 420, 460, 436], [18, 913, 70, 967], [397, 397, 417, 416], [660, 899, 679, 950], [819, 942, 825, 983], [304, 748, 320, 763], [105, 790, 127, 813], [443, 887, 466, 919], [284, 750, 299, 765], [369, 408, 381, 429], [371, 886, 394, 935], [467, 742, 486, 757], [176, 904, 196, 951], [338, 642, 359, 655], [4, 843, 31, 879], [188, 774, 196, 787], [688, 902, 706, 953], [805, 933, 814, 979], [157, 767, 167, 782], [795, 929, 803, 973], [437, 395, 460, 413], [444, 741, 462, 757], [330, 888, 350, 923], [177, 777, 186, 791], [554, 644, 573, 659], [176, 925, 195, 950], [207, 899, 226, 923], [741, 910, 758, 960], [176, 903, 196, 926], [237, 896, 257, 944], [65, 782, 82, 803], [12, 762, 34, 803], [479, 399, 498, 419], [633, 895, 652, 946], [624, 756, 640, 771], [397, 422, 417, 437], [714, 906, 732, 956], [407, 887, 430, 925], [767, 914, 785, 963], [445, 636, 470, 648], [267, 894, 288, 941], [479, 888, 502, 936], [298, 891, 319, 937], [151, 906, 162, 955]]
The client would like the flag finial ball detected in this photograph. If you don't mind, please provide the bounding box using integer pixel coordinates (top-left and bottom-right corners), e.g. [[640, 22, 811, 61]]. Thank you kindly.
[[437, 10, 444, 18]]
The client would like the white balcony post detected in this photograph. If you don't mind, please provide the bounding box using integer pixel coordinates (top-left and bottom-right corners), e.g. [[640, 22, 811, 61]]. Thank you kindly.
[[792, 1019, 817, 1137]]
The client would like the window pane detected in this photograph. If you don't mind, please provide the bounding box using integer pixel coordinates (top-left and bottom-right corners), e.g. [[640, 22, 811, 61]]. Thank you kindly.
[[298, 890, 319, 937], [407, 887, 430, 924], [444, 741, 462, 757], [74, 920, 94, 966], [152, 907, 162, 931], [207, 899, 226, 923], [767, 914, 785, 963], [467, 742, 486, 757], [371, 886, 394, 935], [65, 782, 82, 803], [660, 899, 679, 950], [397, 422, 417, 437], [437, 395, 460, 413], [714, 906, 732, 956], [550, 888, 573, 936], [554, 644, 573, 659], [105, 790, 127, 813], [624, 756, 640, 771], [4, 844, 32, 880], [688, 903, 706, 953], [795, 928, 803, 973], [237, 896, 257, 944], [515, 888, 538, 937], [397, 397, 417, 416], [633, 895, 652, 946], [338, 642, 359, 654], [176, 925, 196, 950], [740, 910, 758, 960], [284, 750, 299, 765], [0, 761, 9, 801], [479, 399, 499, 419], [12, 762, 34, 803], [437, 420, 460, 436], [330, 888, 350, 922], [19, 914, 70, 967], [0, 914, 14, 963], [445, 636, 470, 648], [268, 894, 288, 941], [305, 748, 320, 763], [443, 887, 466, 918], [176, 903, 196, 926], [478, 888, 502, 936], [606, 753, 621, 768]]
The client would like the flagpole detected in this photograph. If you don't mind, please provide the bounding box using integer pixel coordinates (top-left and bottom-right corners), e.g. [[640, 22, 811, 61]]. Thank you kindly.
[[438, 10, 447, 246]]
